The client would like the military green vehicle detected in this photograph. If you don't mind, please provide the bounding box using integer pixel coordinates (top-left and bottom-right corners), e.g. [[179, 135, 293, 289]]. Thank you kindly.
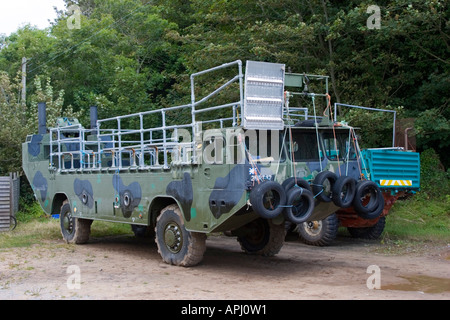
[[22, 60, 420, 266]]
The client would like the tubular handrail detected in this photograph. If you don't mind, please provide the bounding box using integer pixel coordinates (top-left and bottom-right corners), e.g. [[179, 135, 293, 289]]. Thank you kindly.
[[50, 60, 244, 172]]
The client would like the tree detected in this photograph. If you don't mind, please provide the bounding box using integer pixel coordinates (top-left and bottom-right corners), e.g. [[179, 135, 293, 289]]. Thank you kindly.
[[0, 72, 29, 174]]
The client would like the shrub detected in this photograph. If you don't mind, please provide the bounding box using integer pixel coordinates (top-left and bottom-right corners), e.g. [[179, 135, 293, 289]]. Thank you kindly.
[[418, 148, 450, 199]]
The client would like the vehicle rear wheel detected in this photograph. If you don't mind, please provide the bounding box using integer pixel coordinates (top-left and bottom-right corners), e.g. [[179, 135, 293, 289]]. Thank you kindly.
[[155, 204, 206, 267], [298, 213, 339, 246], [237, 218, 285, 256], [60, 201, 92, 244]]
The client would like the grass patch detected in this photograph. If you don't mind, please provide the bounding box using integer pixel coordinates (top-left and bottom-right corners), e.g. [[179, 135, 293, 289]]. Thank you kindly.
[[2, 193, 449, 252], [384, 194, 450, 241], [0, 202, 133, 249], [375, 193, 450, 254]]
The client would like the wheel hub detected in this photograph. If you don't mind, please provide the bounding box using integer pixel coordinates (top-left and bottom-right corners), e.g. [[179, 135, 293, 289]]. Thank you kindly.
[[63, 212, 74, 234], [164, 222, 182, 253], [304, 220, 322, 236]]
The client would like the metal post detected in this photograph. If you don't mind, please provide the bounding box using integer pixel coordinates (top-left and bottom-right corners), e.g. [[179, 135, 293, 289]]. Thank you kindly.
[[238, 60, 244, 126], [162, 110, 168, 168], [139, 113, 144, 168], [90, 106, 98, 131], [190, 74, 196, 163], [117, 118, 122, 169], [38, 102, 46, 134]]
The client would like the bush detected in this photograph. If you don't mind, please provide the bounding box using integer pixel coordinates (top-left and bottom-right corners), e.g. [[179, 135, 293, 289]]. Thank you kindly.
[[418, 148, 450, 199]]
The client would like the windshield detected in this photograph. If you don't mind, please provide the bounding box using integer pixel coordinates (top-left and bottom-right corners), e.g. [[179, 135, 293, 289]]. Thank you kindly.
[[285, 129, 357, 162], [322, 131, 357, 161], [286, 131, 323, 162]]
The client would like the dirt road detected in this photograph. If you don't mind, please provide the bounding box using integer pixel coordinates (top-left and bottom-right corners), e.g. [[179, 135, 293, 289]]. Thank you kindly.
[[0, 233, 449, 301]]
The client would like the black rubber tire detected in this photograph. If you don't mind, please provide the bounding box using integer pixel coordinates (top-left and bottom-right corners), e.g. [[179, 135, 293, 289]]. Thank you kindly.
[[298, 213, 339, 246], [237, 218, 285, 256], [312, 171, 338, 202], [281, 177, 311, 192], [332, 176, 356, 208], [60, 202, 92, 244], [283, 187, 315, 224], [250, 181, 286, 219], [358, 190, 385, 220], [155, 204, 206, 267], [352, 180, 385, 219], [347, 216, 386, 239]]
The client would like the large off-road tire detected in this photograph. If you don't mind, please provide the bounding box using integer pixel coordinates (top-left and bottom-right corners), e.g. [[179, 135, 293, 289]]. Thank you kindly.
[[155, 204, 206, 267], [298, 213, 339, 246], [60, 202, 92, 244], [347, 216, 386, 240], [237, 218, 285, 256]]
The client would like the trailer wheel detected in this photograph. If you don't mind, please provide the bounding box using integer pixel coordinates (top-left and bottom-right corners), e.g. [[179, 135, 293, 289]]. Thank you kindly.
[[60, 202, 92, 244], [155, 204, 206, 267], [250, 181, 286, 219], [237, 218, 285, 256], [347, 217, 386, 239], [312, 171, 337, 202], [332, 176, 356, 208], [298, 213, 339, 246]]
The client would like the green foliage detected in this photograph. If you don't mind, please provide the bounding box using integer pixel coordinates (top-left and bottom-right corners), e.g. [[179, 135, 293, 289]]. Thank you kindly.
[[417, 148, 450, 199], [0, 0, 449, 173], [342, 105, 404, 149], [0, 72, 28, 175]]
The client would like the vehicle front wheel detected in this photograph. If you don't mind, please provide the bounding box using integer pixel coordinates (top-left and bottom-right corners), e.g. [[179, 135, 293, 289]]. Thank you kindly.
[[60, 201, 92, 244], [155, 204, 206, 267]]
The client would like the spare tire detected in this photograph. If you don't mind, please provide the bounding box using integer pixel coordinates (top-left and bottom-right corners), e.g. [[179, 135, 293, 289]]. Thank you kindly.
[[282, 177, 311, 192], [332, 176, 356, 208], [352, 180, 385, 220], [250, 181, 286, 219], [312, 171, 338, 202], [283, 187, 314, 224]]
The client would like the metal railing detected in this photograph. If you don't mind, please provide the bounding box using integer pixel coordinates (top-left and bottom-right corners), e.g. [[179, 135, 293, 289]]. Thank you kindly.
[[50, 60, 244, 172]]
